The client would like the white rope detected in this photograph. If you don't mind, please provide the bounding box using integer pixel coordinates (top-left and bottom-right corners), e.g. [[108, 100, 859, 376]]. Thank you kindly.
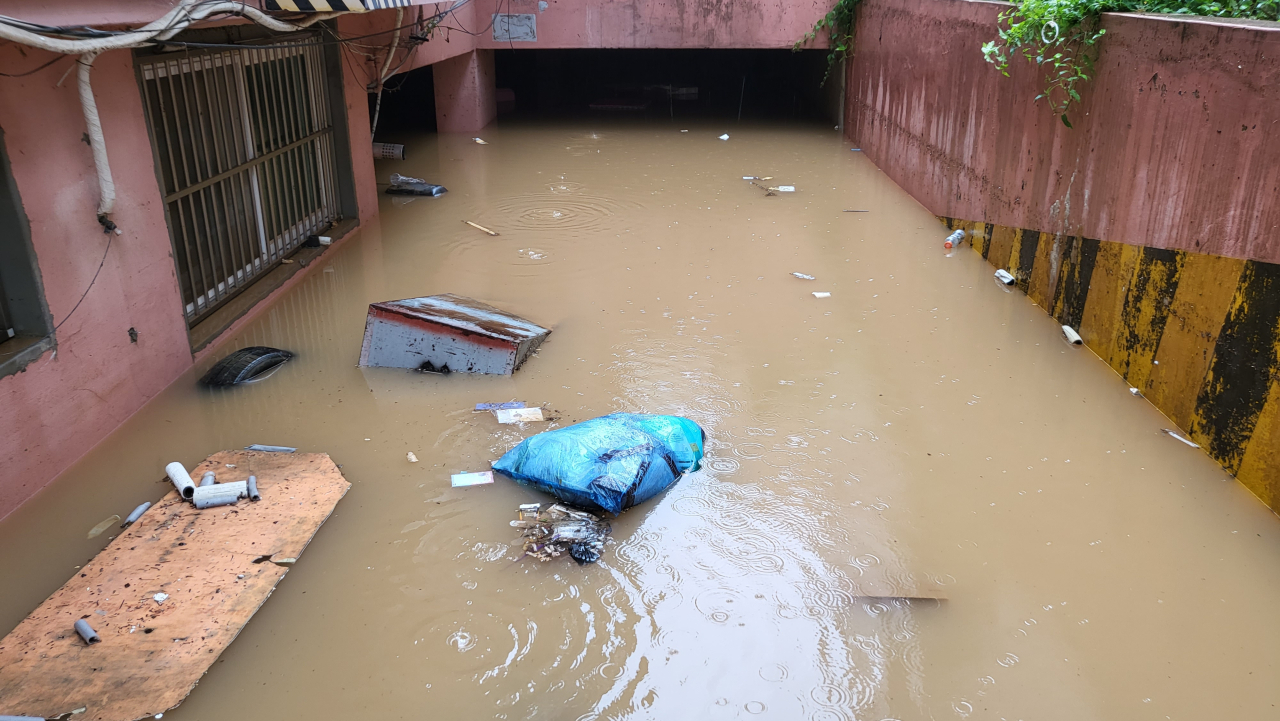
[[0, 1, 343, 229]]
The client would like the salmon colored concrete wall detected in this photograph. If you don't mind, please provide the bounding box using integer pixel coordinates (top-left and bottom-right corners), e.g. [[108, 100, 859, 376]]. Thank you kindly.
[[473, 0, 832, 49], [434, 50, 498, 132], [0, 19, 379, 521], [846, 0, 1280, 264]]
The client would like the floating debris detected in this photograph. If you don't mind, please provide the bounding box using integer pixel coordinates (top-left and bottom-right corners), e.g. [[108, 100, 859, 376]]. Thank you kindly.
[[200, 347, 294, 387], [1161, 429, 1200, 448], [122, 502, 151, 528], [451, 471, 494, 487], [1130, 387, 1144, 397], [944, 230, 965, 249], [719, 133, 730, 140], [463, 220, 499, 236], [386, 173, 447, 197], [792, 272, 816, 280], [476, 401, 526, 411], [406, 452, 419, 463], [813, 292, 831, 299], [87, 515, 120, 539], [495, 407, 545, 424], [511, 503, 611, 565], [473, 137, 488, 144], [1062, 325, 1084, 345], [995, 269, 1016, 285], [843, 209, 869, 212]]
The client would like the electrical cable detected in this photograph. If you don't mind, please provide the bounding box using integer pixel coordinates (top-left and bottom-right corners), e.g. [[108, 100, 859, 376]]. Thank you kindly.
[[54, 232, 112, 332], [0, 52, 67, 77]]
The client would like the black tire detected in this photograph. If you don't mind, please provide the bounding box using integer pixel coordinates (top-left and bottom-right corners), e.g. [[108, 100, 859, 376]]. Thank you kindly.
[[200, 346, 294, 387]]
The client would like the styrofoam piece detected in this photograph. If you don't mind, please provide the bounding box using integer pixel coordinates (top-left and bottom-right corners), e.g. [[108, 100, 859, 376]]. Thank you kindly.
[[496, 407, 545, 424], [359, 294, 551, 375], [451, 471, 494, 487], [812, 292, 831, 298]]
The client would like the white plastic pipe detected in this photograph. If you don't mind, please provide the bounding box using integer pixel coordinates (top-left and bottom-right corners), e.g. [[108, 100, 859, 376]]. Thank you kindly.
[[994, 269, 1016, 285], [1062, 325, 1083, 345], [192, 481, 248, 509], [165, 462, 196, 500]]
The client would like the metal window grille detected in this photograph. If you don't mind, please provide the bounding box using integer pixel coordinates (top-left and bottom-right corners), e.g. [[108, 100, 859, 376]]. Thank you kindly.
[[137, 34, 338, 326]]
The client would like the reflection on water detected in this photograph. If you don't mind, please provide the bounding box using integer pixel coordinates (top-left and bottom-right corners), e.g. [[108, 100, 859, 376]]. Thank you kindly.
[[2, 124, 1279, 721]]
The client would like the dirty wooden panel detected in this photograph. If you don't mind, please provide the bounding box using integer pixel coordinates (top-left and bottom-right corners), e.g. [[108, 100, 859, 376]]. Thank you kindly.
[[1192, 261, 1280, 474], [1146, 253, 1244, 431], [1079, 241, 1142, 367], [0, 451, 350, 721], [1234, 375, 1280, 509], [1027, 231, 1058, 310]]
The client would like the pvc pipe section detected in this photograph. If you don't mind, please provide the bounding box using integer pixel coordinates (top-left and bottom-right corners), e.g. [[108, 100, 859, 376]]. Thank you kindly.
[[122, 501, 151, 527], [994, 269, 1016, 285], [247, 475, 261, 502], [199, 471, 216, 487], [192, 481, 248, 509], [165, 462, 196, 499], [1062, 325, 1084, 345], [0, 715, 48, 720], [74, 618, 100, 644]]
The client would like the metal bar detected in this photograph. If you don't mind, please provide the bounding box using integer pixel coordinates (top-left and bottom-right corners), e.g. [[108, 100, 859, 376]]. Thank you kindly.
[[245, 48, 283, 254], [205, 55, 250, 287], [181, 59, 226, 295], [156, 66, 201, 312], [161, 128, 330, 205], [168, 61, 214, 304], [269, 46, 304, 252]]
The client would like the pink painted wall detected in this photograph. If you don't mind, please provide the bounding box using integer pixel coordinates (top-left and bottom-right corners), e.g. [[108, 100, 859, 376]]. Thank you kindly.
[[846, 0, 1280, 262], [0, 17, 380, 520], [434, 50, 498, 132], [472, 0, 832, 49]]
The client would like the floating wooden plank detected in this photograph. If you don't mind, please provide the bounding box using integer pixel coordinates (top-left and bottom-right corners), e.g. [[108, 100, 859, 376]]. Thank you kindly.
[[0, 451, 349, 721], [358, 293, 551, 374]]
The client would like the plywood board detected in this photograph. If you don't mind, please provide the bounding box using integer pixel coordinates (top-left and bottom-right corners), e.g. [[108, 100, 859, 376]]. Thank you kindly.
[[0, 451, 349, 721]]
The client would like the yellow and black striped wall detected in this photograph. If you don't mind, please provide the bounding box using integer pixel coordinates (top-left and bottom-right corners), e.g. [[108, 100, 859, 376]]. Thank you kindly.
[[941, 217, 1280, 514]]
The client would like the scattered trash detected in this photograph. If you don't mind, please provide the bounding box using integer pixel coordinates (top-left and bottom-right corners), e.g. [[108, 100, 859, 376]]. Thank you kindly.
[[496, 407, 545, 424], [681, 129, 689, 132], [775, 185, 796, 192], [511, 503, 611, 564], [87, 515, 120, 539], [463, 220, 499, 236], [995, 269, 1016, 285], [851, 148, 862, 151], [166, 462, 197, 500], [944, 230, 965, 249], [200, 346, 294, 386], [359, 294, 551, 375], [473, 137, 488, 144], [245, 444, 296, 453], [122, 502, 151, 528], [843, 209, 869, 212], [386, 173, 447, 197], [1161, 429, 1200, 448], [372, 142, 406, 160], [153, 593, 169, 604], [247, 475, 261, 502], [719, 134, 730, 140], [199, 471, 216, 487], [792, 272, 816, 280], [813, 291, 831, 298], [451, 471, 494, 487], [281, 258, 295, 264], [492, 413, 705, 515], [1130, 387, 1144, 397], [304, 233, 333, 247], [1062, 325, 1084, 345], [192, 481, 248, 510], [73, 619, 100, 645], [476, 401, 526, 411], [406, 452, 419, 463], [743, 176, 773, 180]]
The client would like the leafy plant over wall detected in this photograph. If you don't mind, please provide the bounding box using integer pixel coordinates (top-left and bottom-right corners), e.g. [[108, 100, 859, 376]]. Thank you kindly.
[[984, 0, 1279, 128], [794, 0, 861, 85]]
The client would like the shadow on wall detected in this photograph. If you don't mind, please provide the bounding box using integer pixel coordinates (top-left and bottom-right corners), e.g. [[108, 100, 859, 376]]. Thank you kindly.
[[493, 48, 838, 122]]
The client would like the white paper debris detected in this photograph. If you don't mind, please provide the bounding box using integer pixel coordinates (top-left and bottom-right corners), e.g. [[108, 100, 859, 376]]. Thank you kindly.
[[719, 134, 730, 140], [473, 137, 488, 144], [792, 272, 816, 280], [451, 471, 494, 487], [775, 185, 796, 192], [153, 593, 169, 603], [407, 452, 419, 463], [496, 407, 545, 424], [813, 292, 831, 299], [1161, 429, 1200, 448]]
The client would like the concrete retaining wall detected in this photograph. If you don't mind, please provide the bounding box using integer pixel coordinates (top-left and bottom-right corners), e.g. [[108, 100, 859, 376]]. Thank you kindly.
[[844, 0, 1280, 511]]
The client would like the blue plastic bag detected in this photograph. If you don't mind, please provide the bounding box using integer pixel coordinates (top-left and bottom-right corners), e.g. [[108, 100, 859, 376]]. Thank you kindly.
[[492, 413, 705, 515]]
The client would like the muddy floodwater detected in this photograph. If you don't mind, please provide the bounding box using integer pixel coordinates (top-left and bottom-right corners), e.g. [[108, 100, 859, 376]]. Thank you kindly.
[[4, 124, 1280, 720]]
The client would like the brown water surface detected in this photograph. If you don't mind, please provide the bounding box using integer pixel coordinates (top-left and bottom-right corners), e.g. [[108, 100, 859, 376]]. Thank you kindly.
[[3, 124, 1279, 720]]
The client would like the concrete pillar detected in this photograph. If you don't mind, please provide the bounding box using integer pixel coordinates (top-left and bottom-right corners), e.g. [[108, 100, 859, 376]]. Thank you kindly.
[[433, 50, 496, 133]]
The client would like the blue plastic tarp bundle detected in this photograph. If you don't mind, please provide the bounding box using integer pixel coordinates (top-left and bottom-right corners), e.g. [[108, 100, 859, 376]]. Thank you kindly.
[[492, 413, 705, 515]]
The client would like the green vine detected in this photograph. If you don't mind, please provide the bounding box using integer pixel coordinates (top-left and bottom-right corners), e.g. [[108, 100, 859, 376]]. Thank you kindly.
[[793, 0, 861, 86], [984, 0, 1279, 128]]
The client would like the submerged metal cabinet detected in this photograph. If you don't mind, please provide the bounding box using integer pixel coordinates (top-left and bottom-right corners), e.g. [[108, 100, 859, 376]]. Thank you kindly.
[[358, 294, 550, 374]]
